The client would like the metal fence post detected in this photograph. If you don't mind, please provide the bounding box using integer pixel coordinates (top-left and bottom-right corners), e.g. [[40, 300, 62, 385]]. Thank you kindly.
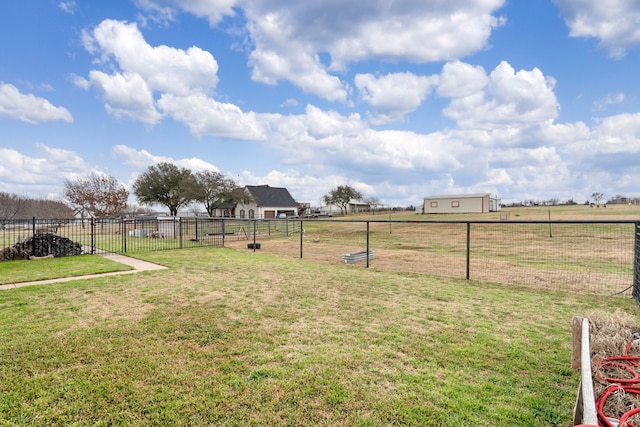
[[253, 219, 257, 251], [123, 217, 127, 253], [299, 219, 303, 259], [91, 217, 95, 254], [366, 221, 370, 268], [466, 222, 471, 280], [633, 222, 640, 304], [32, 217, 36, 255]]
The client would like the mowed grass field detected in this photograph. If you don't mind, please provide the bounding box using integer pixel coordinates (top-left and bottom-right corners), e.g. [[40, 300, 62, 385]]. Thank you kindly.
[[1, 204, 639, 425]]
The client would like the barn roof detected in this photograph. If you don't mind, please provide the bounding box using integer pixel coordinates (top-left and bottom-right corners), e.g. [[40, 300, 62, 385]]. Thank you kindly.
[[245, 185, 297, 207]]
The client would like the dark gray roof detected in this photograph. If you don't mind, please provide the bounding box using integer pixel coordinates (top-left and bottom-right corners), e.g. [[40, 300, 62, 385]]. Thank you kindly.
[[245, 185, 297, 207]]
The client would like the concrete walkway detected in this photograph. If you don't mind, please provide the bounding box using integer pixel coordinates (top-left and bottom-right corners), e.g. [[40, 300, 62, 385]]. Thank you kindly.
[[0, 253, 167, 290]]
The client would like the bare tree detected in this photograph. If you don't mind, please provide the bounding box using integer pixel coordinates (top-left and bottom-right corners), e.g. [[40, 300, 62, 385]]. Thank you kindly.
[[0, 192, 26, 219], [363, 196, 381, 213], [29, 199, 74, 218], [0, 192, 73, 220], [591, 192, 604, 206], [193, 171, 245, 217], [64, 172, 129, 219]]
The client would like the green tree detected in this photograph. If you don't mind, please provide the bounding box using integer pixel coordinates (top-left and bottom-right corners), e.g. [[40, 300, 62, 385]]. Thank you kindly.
[[132, 163, 198, 216], [323, 185, 363, 215], [194, 171, 248, 217], [64, 172, 129, 218]]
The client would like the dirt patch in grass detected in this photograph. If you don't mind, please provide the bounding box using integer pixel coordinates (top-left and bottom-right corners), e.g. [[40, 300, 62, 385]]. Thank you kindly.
[[54, 278, 159, 332]]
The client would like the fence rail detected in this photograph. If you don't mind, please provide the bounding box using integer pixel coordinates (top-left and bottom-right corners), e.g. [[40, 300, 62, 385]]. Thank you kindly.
[[1, 217, 638, 300]]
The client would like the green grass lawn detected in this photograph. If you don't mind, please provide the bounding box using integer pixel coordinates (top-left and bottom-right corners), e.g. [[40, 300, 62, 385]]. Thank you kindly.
[[1, 247, 638, 426], [0, 254, 133, 285]]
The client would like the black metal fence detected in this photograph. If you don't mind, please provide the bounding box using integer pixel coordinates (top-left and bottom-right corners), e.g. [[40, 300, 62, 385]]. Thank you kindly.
[[2, 216, 639, 299], [0, 217, 301, 256]]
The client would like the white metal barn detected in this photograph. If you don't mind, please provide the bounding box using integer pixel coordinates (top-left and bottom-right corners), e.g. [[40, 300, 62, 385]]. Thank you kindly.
[[422, 193, 501, 214]]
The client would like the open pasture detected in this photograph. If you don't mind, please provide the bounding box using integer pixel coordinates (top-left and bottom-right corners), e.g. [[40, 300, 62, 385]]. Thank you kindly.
[[226, 204, 640, 296]]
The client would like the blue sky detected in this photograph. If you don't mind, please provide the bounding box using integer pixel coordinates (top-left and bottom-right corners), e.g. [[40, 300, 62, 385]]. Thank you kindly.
[[1, 0, 640, 209]]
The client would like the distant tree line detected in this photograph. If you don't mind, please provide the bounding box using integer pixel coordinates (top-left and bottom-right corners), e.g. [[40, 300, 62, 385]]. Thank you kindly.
[[606, 194, 640, 205], [502, 193, 640, 208], [0, 192, 73, 219]]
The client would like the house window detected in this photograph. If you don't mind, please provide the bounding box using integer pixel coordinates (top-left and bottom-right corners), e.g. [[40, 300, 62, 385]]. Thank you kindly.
[[430, 201, 438, 208], [249, 209, 255, 218], [240, 209, 246, 218], [451, 201, 460, 208]]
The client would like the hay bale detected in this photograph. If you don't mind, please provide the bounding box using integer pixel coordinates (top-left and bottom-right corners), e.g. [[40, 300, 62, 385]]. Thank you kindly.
[[587, 310, 640, 422]]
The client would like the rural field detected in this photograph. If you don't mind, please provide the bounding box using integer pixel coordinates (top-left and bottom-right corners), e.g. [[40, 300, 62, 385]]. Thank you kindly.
[[226, 204, 640, 296], [1, 204, 639, 425]]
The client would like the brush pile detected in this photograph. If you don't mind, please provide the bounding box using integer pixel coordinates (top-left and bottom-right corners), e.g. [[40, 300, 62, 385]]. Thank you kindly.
[[0, 233, 83, 261]]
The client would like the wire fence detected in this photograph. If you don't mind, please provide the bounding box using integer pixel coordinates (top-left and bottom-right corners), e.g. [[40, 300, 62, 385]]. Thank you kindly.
[[227, 219, 640, 299], [1, 217, 638, 299]]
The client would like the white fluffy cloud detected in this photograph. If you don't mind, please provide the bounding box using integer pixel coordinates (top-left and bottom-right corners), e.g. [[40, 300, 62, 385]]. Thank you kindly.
[[323, 1, 506, 67], [554, 0, 640, 58], [112, 144, 220, 173], [0, 143, 86, 195], [158, 93, 273, 140], [0, 83, 73, 124], [84, 19, 219, 95], [567, 113, 640, 158], [264, 105, 463, 174], [441, 61, 559, 131], [81, 19, 219, 124], [245, 11, 350, 102], [137, 0, 506, 102], [88, 71, 162, 124], [437, 61, 490, 98], [355, 72, 438, 124]]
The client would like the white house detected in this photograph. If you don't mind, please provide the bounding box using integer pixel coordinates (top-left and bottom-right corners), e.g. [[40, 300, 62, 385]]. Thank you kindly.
[[421, 193, 501, 214], [235, 185, 299, 219]]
